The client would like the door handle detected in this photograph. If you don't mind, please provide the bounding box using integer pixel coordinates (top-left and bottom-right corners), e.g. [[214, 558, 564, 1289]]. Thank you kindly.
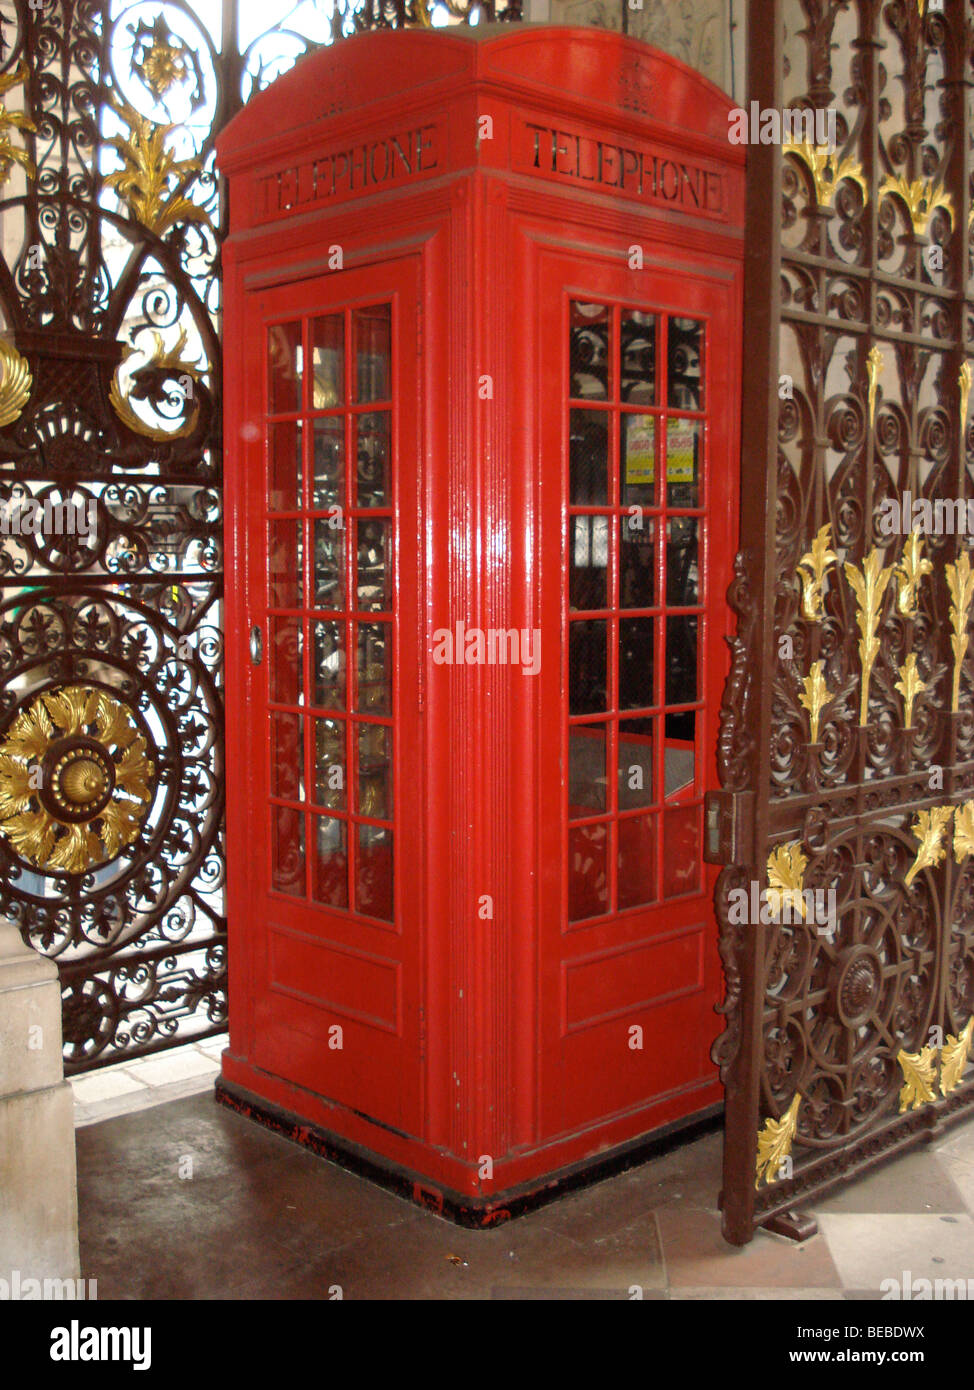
[[249, 624, 263, 666]]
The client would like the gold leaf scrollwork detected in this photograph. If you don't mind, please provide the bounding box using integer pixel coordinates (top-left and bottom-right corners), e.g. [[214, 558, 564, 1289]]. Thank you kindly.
[[894, 653, 926, 729], [844, 548, 893, 725], [766, 842, 808, 920], [954, 801, 974, 863], [893, 531, 932, 617], [0, 60, 36, 188], [109, 328, 203, 441], [904, 805, 954, 887], [879, 174, 954, 238], [960, 362, 972, 437], [104, 94, 211, 237], [755, 1093, 801, 1189], [940, 1019, 974, 1098], [0, 336, 32, 428], [0, 686, 155, 875], [866, 345, 884, 429], [796, 523, 838, 620], [799, 661, 831, 744], [897, 1045, 939, 1112], [946, 551, 974, 714], [783, 141, 867, 211]]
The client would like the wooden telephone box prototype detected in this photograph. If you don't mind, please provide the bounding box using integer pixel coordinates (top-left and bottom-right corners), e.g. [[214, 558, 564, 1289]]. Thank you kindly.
[[217, 25, 745, 1219]]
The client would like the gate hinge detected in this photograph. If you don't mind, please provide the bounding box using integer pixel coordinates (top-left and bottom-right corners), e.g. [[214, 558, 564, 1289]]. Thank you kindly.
[[703, 789, 755, 866]]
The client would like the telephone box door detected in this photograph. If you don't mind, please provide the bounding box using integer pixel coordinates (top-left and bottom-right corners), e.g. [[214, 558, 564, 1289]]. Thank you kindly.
[[238, 257, 423, 1135], [537, 250, 740, 1136]]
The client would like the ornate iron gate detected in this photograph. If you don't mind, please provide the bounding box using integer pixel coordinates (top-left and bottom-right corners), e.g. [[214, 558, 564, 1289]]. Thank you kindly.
[[715, 0, 974, 1243], [0, 0, 515, 1075]]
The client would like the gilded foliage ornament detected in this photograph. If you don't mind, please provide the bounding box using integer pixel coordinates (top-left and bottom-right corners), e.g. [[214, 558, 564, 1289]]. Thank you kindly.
[[755, 1093, 801, 1188], [799, 660, 831, 743], [844, 548, 893, 724], [104, 95, 210, 237], [897, 1045, 939, 1111], [0, 687, 155, 875], [894, 653, 925, 728], [783, 141, 867, 211], [0, 337, 32, 428], [904, 805, 954, 887], [797, 523, 837, 620], [893, 531, 932, 618], [766, 842, 808, 919], [940, 1020, 974, 1097], [946, 551, 974, 714], [879, 174, 955, 237], [0, 60, 36, 188]]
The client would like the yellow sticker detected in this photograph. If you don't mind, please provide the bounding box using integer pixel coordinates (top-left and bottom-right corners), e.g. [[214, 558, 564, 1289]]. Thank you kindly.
[[625, 416, 656, 485], [666, 420, 697, 483]]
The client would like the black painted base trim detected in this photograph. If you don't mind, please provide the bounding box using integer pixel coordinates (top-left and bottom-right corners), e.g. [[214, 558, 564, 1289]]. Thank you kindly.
[[215, 1078, 723, 1226]]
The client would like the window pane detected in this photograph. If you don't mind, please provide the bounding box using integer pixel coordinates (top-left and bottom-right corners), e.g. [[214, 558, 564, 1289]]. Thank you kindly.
[[358, 723, 392, 819], [569, 618, 607, 715], [666, 517, 699, 606], [665, 615, 698, 706], [269, 616, 303, 706], [618, 718, 654, 809], [620, 311, 656, 403], [312, 816, 347, 908], [314, 718, 346, 809], [619, 616, 655, 711], [356, 517, 391, 611], [667, 318, 704, 411], [312, 417, 344, 511], [312, 314, 344, 410], [621, 414, 657, 509], [568, 821, 608, 921], [313, 519, 345, 610], [268, 321, 302, 414], [312, 621, 345, 710], [664, 710, 695, 797], [268, 520, 302, 609], [620, 515, 655, 609], [666, 418, 701, 508], [569, 723, 607, 814], [271, 713, 304, 802], [354, 304, 391, 403], [663, 804, 700, 896], [618, 814, 656, 909], [356, 412, 390, 507], [570, 409, 609, 505], [268, 419, 302, 512], [272, 806, 304, 896], [569, 516, 608, 610], [357, 823, 393, 921], [357, 622, 391, 714], [570, 302, 609, 399]]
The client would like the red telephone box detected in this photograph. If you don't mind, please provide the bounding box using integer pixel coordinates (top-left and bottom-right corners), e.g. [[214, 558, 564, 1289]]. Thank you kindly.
[[217, 24, 745, 1219]]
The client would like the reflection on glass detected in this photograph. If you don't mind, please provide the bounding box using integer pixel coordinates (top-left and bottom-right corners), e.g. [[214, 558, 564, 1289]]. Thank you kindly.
[[620, 515, 654, 609], [621, 414, 656, 509], [570, 302, 609, 399], [569, 723, 607, 813], [663, 804, 700, 896], [268, 321, 302, 414], [665, 615, 698, 706], [357, 622, 391, 714], [569, 619, 607, 715], [621, 311, 656, 403], [358, 723, 392, 819], [618, 718, 653, 809], [356, 823, 393, 921], [619, 616, 655, 711], [568, 821, 608, 921], [312, 314, 344, 409], [268, 520, 302, 609], [312, 621, 345, 709], [569, 516, 608, 610], [666, 417, 701, 508], [666, 516, 699, 606], [312, 816, 347, 908], [618, 814, 656, 909], [569, 410, 609, 505], [271, 712, 304, 802], [356, 518, 391, 611], [268, 419, 302, 511], [270, 616, 303, 706], [356, 412, 390, 507], [313, 520, 345, 610], [664, 710, 695, 798], [667, 318, 704, 411], [314, 718, 345, 809], [354, 304, 391, 403], [272, 805, 304, 896], [313, 418, 344, 511]]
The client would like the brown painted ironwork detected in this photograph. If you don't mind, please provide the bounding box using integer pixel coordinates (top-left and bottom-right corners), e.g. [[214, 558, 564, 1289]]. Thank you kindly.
[[716, 0, 974, 1242]]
